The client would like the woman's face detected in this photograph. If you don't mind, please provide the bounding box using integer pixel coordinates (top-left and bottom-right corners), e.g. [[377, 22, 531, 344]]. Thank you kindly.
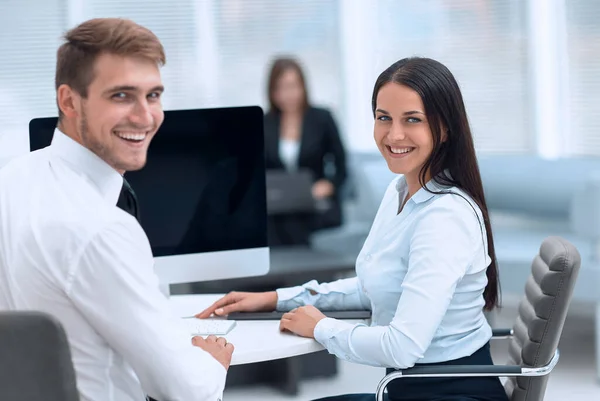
[[374, 82, 439, 179], [273, 68, 305, 113]]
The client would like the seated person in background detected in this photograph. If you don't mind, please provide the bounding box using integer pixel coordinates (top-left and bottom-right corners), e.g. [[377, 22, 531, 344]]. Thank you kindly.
[[198, 57, 509, 401], [264, 57, 348, 246], [0, 18, 232, 401]]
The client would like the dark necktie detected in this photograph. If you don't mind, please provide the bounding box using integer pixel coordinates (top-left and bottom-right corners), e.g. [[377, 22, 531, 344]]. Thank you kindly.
[[117, 179, 157, 401], [116, 180, 154, 399], [116, 177, 141, 222]]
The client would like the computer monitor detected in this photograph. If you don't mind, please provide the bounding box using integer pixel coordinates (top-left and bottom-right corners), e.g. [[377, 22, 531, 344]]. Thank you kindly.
[[29, 106, 270, 290]]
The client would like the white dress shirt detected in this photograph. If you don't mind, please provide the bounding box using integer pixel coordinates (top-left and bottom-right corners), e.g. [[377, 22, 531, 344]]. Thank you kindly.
[[0, 130, 226, 401], [279, 138, 300, 172], [277, 175, 493, 368]]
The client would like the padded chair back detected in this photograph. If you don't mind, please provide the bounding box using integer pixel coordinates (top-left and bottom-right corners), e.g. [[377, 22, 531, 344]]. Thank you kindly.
[[0, 311, 79, 401], [505, 236, 581, 401]]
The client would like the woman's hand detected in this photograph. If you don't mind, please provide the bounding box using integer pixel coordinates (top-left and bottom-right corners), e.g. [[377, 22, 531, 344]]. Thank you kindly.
[[279, 305, 327, 338], [195, 291, 278, 318], [311, 179, 334, 199]]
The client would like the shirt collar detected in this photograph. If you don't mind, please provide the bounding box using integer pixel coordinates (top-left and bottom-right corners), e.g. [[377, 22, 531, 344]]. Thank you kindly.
[[49, 128, 123, 206], [396, 171, 451, 205]]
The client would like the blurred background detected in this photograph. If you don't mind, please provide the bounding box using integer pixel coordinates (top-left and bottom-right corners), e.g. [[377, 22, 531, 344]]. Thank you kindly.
[[1, 0, 599, 158], [1, 0, 599, 400]]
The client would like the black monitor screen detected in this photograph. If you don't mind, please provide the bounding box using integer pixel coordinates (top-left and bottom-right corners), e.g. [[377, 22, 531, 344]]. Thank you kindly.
[[29, 106, 268, 257]]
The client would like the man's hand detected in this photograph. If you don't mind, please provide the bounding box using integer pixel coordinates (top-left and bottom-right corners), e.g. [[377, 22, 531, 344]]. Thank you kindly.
[[192, 335, 234, 370], [279, 305, 327, 338]]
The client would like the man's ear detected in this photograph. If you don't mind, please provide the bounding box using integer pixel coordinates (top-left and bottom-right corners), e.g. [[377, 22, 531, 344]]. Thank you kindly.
[[57, 84, 80, 119]]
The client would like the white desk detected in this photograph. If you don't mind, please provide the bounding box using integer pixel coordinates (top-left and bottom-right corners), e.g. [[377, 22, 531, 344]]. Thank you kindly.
[[168, 294, 327, 366]]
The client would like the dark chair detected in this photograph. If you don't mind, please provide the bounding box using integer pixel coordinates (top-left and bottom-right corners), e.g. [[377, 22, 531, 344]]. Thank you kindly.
[[376, 236, 581, 401], [0, 311, 79, 401]]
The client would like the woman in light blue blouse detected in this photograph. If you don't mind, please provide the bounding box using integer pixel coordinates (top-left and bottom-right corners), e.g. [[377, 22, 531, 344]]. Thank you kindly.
[[198, 57, 508, 401]]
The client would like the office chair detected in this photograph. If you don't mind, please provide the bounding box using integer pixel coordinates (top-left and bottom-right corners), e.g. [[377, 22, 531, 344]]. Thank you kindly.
[[0, 311, 79, 401], [376, 236, 581, 401]]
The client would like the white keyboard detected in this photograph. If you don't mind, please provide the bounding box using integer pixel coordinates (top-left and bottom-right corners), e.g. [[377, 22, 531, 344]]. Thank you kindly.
[[182, 318, 237, 336]]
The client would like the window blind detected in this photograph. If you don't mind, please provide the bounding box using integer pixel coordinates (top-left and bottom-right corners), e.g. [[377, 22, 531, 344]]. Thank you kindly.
[[0, 0, 67, 158], [565, 1, 600, 156], [211, 0, 342, 116], [374, 0, 533, 154], [86, 0, 204, 110]]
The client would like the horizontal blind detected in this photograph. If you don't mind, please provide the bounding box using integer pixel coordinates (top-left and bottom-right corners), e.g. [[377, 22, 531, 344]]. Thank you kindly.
[[86, 0, 205, 111], [0, 0, 67, 158], [374, 0, 532, 154], [565, 1, 600, 156], [85, 1, 344, 122], [212, 0, 343, 117]]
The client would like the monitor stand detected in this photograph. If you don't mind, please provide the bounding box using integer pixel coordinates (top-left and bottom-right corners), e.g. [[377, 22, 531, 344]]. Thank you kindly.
[[155, 246, 270, 298]]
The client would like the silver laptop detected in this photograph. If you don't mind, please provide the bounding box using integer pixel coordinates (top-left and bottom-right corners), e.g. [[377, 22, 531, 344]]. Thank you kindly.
[[265, 170, 316, 215]]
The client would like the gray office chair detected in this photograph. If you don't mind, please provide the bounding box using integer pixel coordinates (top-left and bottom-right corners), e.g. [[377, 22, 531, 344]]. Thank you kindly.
[[376, 236, 581, 401], [0, 311, 79, 401]]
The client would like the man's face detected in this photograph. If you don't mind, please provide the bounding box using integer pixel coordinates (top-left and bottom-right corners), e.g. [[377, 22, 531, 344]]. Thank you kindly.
[[72, 53, 164, 173]]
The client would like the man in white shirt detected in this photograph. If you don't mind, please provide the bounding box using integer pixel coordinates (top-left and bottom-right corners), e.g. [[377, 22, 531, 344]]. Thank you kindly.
[[0, 18, 231, 401]]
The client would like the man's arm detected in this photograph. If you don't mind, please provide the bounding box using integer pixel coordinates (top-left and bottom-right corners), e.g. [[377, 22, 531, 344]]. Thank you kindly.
[[66, 218, 227, 401]]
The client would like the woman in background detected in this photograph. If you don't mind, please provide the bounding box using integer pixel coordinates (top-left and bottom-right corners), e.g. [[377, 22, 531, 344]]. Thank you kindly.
[[264, 57, 347, 246]]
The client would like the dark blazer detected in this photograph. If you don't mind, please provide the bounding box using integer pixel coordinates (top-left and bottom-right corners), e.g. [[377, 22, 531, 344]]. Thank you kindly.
[[264, 106, 347, 190], [263, 107, 347, 245]]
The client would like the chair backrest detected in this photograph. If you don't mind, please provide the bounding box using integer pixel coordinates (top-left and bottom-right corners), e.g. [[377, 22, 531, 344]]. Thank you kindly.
[[0, 311, 79, 401], [504, 236, 581, 401]]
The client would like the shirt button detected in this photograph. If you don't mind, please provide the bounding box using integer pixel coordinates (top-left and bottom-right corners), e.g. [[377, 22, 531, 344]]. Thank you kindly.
[[345, 354, 351, 360], [365, 253, 372, 262]]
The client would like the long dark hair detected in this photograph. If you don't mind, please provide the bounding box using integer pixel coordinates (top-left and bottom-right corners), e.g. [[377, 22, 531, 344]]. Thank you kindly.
[[371, 57, 499, 310], [266, 57, 309, 114]]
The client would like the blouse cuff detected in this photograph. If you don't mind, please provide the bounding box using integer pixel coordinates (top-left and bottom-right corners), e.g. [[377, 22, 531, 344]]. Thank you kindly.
[[275, 286, 307, 311], [314, 317, 355, 346]]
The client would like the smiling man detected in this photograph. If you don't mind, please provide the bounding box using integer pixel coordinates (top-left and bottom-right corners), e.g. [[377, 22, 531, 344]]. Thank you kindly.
[[0, 18, 232, 401], [58, 51, 165, 173]]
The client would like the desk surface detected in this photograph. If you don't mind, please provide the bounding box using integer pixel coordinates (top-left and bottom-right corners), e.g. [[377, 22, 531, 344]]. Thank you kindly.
[[169, 294, 336, 366]]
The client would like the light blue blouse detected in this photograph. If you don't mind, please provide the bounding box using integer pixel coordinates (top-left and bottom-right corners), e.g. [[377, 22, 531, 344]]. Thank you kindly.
[[276, 175, 493, 369]]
